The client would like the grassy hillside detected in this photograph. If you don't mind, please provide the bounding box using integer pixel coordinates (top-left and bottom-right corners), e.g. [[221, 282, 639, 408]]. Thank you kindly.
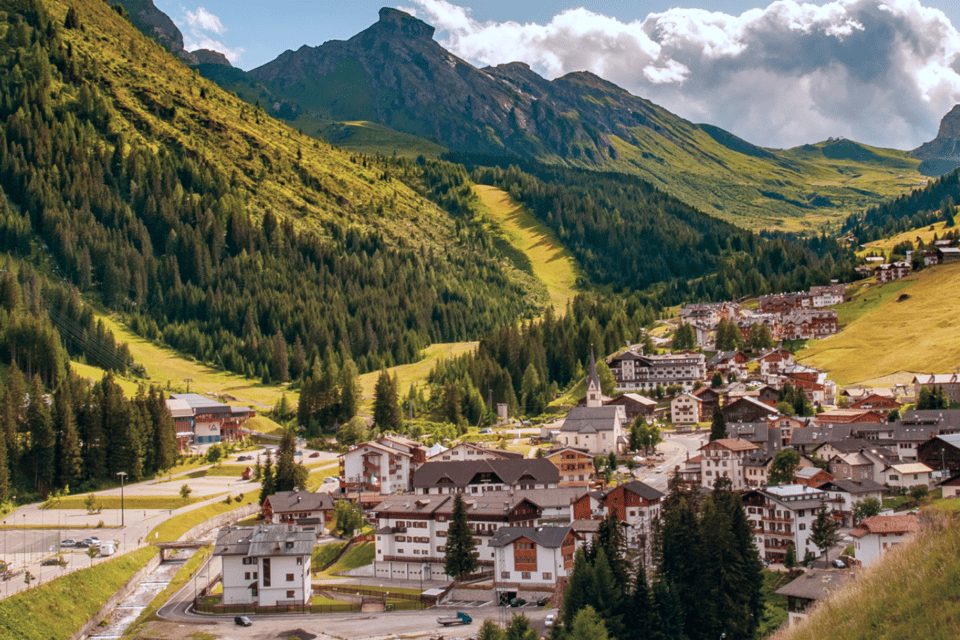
[[857, 220, 953, 258], [472, 185, 579, 313], [771, 511, 960, 640], [797, 261, 960, 385]]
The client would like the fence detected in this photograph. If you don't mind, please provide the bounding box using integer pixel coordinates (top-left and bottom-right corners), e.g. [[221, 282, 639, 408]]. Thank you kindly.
[[318, 585, 424, 602], [195, 601, 361, 615]]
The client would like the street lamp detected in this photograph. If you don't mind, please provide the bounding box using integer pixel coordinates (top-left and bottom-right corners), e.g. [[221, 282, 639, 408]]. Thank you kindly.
[[116, 472, 128, 528]]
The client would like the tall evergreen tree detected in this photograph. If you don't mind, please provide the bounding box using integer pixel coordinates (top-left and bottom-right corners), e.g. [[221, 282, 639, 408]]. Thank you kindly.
[[444, 492, 478, 579], [54, 380, 82, 489], [562, 549, 593, 628], [26, 375, 55, 492], [373, 369, 402, 431], [810, 503, 841, 563], [655, 475, 704, 639], [337, 359, 361, 423], [148, 388, 177, 472], [622, 564, 653, 640], [274, 430, 299, 492], [569, 606, 609, 640], [650, 578, 685, 640], [590, 547, 624, 638], [709, 406, 727, 442], [259, 450, 275, 505]]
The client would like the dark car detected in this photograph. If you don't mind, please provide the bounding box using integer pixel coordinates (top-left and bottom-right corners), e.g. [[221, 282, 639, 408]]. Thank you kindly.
[[60, 539, 76, 547], [41, 556, 64, 566], [536, 596, 551, 606], [234, 615, 253, 627], [510, 597, 526, 608]]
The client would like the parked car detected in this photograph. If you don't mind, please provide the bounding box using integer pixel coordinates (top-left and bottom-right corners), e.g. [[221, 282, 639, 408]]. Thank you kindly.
[[545, 614, 556, 628], [309, 452, 320, 458], [832, 558, 846, 569], [323, 476, 338, 484], [82, 537, 100, 547], [74, 541, 90, 549], [236, 455, 250, 461], [60, 539, 76, 547], [234, 615, 253, 627], [41, 556, 63, 566], [536, 596, 551, 606], [510, 597, 527, 607]]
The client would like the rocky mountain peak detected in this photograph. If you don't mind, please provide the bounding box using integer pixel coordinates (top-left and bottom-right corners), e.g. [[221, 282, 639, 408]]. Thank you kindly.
[[375, 8, 435, 40], [934, 104, 960, 141]]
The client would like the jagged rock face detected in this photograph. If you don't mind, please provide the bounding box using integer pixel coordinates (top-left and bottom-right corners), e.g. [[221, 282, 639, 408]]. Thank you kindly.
[[116, 0, 231, 67], [914, 104, 960, 159], [249, 8, 683, 162]]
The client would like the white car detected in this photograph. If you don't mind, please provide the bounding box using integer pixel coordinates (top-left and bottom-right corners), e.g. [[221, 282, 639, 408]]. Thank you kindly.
[[545, 614, 555, 628]]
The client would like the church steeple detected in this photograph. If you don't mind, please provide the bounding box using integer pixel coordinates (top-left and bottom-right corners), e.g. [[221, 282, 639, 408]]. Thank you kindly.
[[586, 346, 602, 408]]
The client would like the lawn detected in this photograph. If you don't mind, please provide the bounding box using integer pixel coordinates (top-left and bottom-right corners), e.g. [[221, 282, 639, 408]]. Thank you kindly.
[[41, 495, 207, 510], [322, 541, 375, 576], [357, 342, 478, 411], [312, 540, 348, 574], [0, 546, 157, 640], [307, 464, 339, 491], [147, 493, 259, 543], [473, 185, 579, 314], [797, 260, 960, 386]]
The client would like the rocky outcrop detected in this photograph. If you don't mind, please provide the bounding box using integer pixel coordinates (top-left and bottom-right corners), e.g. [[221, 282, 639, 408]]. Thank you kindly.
[[116, 0, 231, 67], [912, 105, 960, 175], [248, 8, 689, 163]]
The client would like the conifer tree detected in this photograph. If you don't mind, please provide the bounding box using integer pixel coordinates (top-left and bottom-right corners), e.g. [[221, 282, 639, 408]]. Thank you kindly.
[[148, 388, 177, 472], [504, 614, 538, 640], [590, 547, 624, 638], [622, 564, 653, 640], [569, 606, 609, 640], [650, 579, 685, 640], [54, 380, 82, 489], [274, 430, 299, 492], [709, 406, 727, 442], [258, 450, 275, 505], [337, 359, 361, 423], [810, 503, 841, 563], [373, 369, 402, 431], [444, 492, 478, 579], [26, 375, 55, 492], [562, 549, 593, 628]]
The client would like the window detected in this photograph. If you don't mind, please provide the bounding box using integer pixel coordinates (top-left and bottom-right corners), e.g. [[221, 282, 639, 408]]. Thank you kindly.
[[262, 559, 271, 587], [297, 557, 303, 565], [287, 590, 295, 598], [286, 573, 295, 582], [244, 572, 251, 580], [542, 572, 552, 580], [521, 572, 531, 580], [242, 557, 255, 565], [501, 571, 511, 579], [799, 523, 805, 530]]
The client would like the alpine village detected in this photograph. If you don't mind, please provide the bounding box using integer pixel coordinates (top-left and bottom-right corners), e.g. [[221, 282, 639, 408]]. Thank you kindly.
[[0, 1, 958, 639]]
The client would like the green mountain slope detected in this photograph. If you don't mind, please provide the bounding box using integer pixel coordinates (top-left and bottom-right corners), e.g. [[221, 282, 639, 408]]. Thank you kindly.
[[240, 8, 923, 232], [0, 0, 544, 378]]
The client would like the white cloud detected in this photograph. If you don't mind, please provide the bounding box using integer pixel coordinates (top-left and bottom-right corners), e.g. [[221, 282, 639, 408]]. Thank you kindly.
[[184, 7, 224, 34], [406, 0, 960, 149], [178, 6, 241, 63]]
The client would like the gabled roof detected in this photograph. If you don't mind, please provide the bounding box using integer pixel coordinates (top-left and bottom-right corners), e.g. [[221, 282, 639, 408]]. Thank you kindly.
[[789, 425, 854, 446], [411, 459, 560, 489], [818, 477, 884, 494], [214, 524, 313, 558], [266, 490, 336, 514], [605, 480, 664, 502], [610, 393, 658, 407], [886, 462, 933, 474], [700, 438, 759, 452], [851, 514, 920, 538], [561, 406, 621, 432], [795, 466, 830, 480], [724, 396, 780, 416], [489, 525, 574, 549], [776, 570, 852, 600]]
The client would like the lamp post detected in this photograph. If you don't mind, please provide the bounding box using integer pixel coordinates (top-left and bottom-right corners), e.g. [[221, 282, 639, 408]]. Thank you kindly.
[[116, 472, 128, 528]]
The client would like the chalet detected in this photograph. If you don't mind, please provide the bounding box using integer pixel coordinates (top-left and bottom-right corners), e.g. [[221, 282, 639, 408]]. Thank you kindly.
[[214, 524, 313, 607], [917, 433, 960, 476], [809, 283, 846, 307], [607, 350, 707, 393], [743, 485, 827, 563], [412, 458, 560, 495], [737, 315, 781, 344], [708, 351, 749, 378], [781, 364, 834, 406], [743, 451, 774, 488], [571, 480, 663, 563], [166, 393, 255, 448], [922, 249, 941, 266], [789, 425, 854, 455], [692, 386, 721, 417], [850, 393, 902, 412], [851, 514, 920, 567], [780, 309, 839, 341], [912, 373, 960, 405], [894, 424, 941, 461], [776, 570, 852, 628], [490, 526, 582, 589], [727, 422, 777, 451], [262, 490, 336, 536], [428, 441, 523, 462], [815, 409, 885, 425], [671, 393, 703, 425], [605, 393, 657, 421], [339, 436, 428, 494], [371, 493, 543, 580], [938, 472, 960, 498], [758, 292, 812, 314], [723, 396, 779, 423], [884, 462, 934, 489], [699, 438, 760, 490], [545, 447, 595, 488], [756, 349, 795, 378], [939, 246, 960, 262], [794, 466, 833, 488], [817, 478, 885, 527], [875, 261, 911, 283]]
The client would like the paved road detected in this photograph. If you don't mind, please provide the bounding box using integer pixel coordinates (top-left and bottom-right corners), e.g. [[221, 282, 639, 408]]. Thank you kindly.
[[632, 431, 706, 492]]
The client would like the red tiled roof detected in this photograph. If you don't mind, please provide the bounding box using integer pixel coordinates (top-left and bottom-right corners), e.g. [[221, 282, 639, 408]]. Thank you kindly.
[[702, 438, 759, 452], [850, 514, 921, 538]]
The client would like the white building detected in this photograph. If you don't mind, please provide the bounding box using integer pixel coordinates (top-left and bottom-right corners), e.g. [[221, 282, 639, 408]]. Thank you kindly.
[[699, 438, 760, 491], [883, 462, 934, 490], [850, 514, 920, 566], [607, 350, 707, 393], [743, 485, 827, 563], [428, 441, 522, 463], [213, 524, 313, 607], [489, 526, 581, 589], [338, 435, 428, 494], [671, 392, 703, 425]]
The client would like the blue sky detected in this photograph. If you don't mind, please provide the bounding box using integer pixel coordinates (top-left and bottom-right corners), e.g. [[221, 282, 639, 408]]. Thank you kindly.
[[161, 1, 960, 149]]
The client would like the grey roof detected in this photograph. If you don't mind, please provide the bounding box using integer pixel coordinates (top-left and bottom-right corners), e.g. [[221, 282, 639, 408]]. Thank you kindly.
[[606, 481, 664, 502], [266, 490, 336, 514], [213, 524, 313, 558], [935, 433, 960, 447], [901, 410, 960, 428], [819, 478, 885, 494], [709, 351, 743, 366], [789, 425, 854, 446], [412, 459, 560, 490], [489, 525, 573, 549], [561, 406, 621, 432], [169, 393, 234, 414], [776, 570, 852, 600], [893, 424, 941, 442], [743, 452, 774, 467], [482, 487, 589, 510]]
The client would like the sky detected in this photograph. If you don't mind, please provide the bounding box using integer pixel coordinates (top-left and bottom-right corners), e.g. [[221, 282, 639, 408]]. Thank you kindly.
[[158, 0, 960, 150]]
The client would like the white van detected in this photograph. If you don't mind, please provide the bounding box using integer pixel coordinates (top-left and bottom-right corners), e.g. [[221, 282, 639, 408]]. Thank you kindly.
[[99, 542, 117, 557]]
